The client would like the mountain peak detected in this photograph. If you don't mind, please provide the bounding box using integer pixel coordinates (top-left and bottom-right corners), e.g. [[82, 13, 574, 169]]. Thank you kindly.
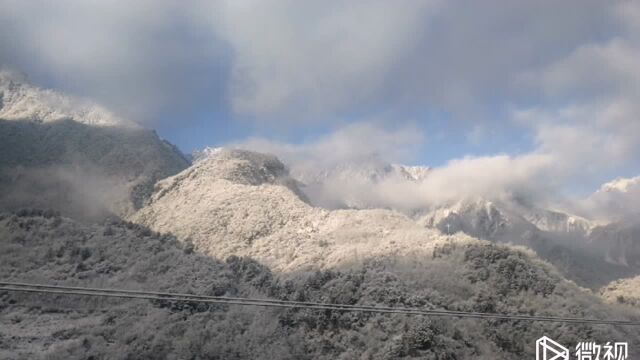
[[391, 164, 432, 181], [0, 69, 136, 128], [0, 68, 28, 85], [189, 148, 291, 186], [192, 146, 224, 162]]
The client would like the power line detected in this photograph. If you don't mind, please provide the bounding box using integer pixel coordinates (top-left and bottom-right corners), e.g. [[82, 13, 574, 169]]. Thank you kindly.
[[0, 282, 629, 325], [1, 281, 639, 326]]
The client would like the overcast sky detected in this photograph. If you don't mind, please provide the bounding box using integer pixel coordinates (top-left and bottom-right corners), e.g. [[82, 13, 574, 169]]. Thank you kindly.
[[1, 0, 639, 195]]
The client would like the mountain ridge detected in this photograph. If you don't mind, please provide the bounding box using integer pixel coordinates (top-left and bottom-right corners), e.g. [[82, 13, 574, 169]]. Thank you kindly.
[[0, 73, 190, 219], [0, 69, 135, 128]]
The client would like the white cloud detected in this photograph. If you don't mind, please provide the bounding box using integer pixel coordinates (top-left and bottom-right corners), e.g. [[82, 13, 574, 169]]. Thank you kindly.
[[232, 122, 555, 211], [579, 176, 640, 221], [1, 0, 622, 124], [514, 3, 640, 181], [2, 0, 638, 213], [210, 0, 441, 118], [233, 122, 424, 168], [0, 0, 226, 122], [207, 0, 620, 120]]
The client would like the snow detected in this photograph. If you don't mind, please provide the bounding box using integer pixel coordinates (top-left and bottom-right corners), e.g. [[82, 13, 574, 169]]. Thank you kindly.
[[162, 148, 638, 288], [601, 275, 640, 308], [1, 138, 640, 357], [132, 149, 459, 272], [1, 72, 639, 358], [0, 72, 190, 218], [390, 164, 431, 181], [131, 149, 634, 291], [3, 211, 638, 358], [0, 69, 136, 127]]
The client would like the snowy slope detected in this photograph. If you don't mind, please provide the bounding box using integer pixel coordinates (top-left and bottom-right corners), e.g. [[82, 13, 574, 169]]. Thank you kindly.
[[0, 72, 189, 219], [2, 147, 640, 357], [132, 149, 636, 288], [289, 154, 431, 185], [4, 210, 640, 358], [601, 275, 640, 308], [0, 69, 134, 127], [520, 208, 593, 235], [132, 149, 444, 271], [410, 192, 595, 243], [181, 148, 640, 287], [192, 147, 431, 211], [416, 197, 640, 285], [296, 161, 433, 210]]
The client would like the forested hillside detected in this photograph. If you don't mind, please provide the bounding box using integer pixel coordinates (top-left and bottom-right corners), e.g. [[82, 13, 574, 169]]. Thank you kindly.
[[2, 211, 639, 359]]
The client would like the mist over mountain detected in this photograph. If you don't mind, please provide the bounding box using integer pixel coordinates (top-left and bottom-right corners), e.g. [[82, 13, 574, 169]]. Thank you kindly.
[[0, 72, 189, 220], [0, 11, 640, 354], [205, 139, 640, 288], [1, 77, 639, 357], [140, 147, 640, 291], [2, 1, 640, 356], [582, 176, 640, 222], [1, 120, 640, 358]]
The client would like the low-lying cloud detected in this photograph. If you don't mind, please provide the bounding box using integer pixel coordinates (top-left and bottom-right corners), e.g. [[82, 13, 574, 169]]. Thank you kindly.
[[580, 176, 640, 222], [233, 122, 424, 170], [232, 116, 636, 219], [0, 164, 127, 221], [232, 122, 558, 212]]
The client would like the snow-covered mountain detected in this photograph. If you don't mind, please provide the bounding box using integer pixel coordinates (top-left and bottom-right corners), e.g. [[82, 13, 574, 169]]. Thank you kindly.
[[193, 147, 432, 211], [5, 209, 640, 359], [392, 163, 432, 181], [414, 197, 636, 287], [133, 149, 638, 288], [2, 78, 640, 357], [196, 147, 431, 185], [3, 141, 640, 357], [132, 149, 441, 271], [0, 73, 189, 219], [289, 156, 431, 185], [186, 147, 640, 287], [417, 198, 537, 240], [0, 69, 134, 127]]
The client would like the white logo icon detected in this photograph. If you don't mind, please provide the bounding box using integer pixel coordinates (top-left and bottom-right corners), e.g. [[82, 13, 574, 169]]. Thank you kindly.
[[537, 336, 569, 360]]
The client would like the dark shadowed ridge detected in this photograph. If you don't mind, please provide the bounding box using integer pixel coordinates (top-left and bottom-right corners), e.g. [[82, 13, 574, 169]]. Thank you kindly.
[[0, 119, 190, 220]]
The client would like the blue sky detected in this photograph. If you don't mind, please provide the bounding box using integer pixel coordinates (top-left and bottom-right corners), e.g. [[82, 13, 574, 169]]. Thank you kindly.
[[1, 0, 639, 195]]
